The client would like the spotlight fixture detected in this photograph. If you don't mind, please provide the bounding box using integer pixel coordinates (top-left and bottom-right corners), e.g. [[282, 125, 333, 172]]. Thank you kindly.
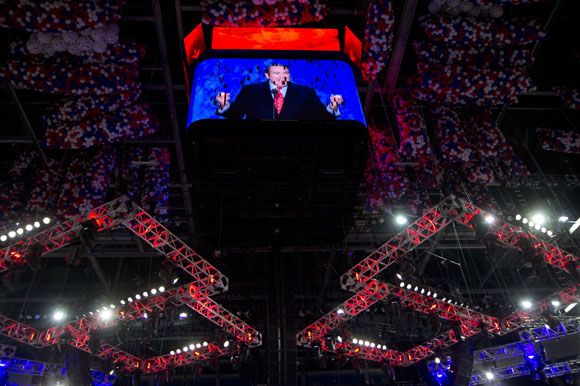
[[176, 349, 181, 354], [534, 224, 541, 231], [420, 289, 425, 294], [34, 221, 40, 228], [529, 221, 535, 227], [0, 235, 6, 242], [183, 346, 189, 352], [135, 294, 141, 300], [551, 300, 561, 307], [395, 215, 407, 225], [179, 312, 188, 319], [353, 338, 358, 344], [559, 216, 569, 222], [396, 273, 403, 280], [142, 291, 148, 298], [407, 284, 412, 289], [158, 286, 165, 293], [400, 282, 405, 288], [435, 357, 441, 364], [547, 230, 553, 236], [522, 218, 528, 224], [8, 231, 16, 238], [485, 371, 495, 380], [532, 214, 545, 225], [414, 286, 419, 291], [42, 217, 51, 225], [541, 227, 547, 233], [189, 344, 195, 350], [337, 336, 342, 343], [427, 291, 431, 296], [16, 228, 23, 235], [53, 310, 65, 321], [170, 350, 175, 356], [337, 308, 344, 315], [101, 310, 113, 321], [521, 300, 532, 309], [515, 214, 522, 221], [196, 343, 201, 349], [484, 215, 494, 224], [150, 288, 157, 295], [224, 341, 230, 348], [203, 342, 208, 347], [127, 297, 133, 303], [433, 293, 437, 298], [25, 224, 33, 232], [120, 300, 126, 305]]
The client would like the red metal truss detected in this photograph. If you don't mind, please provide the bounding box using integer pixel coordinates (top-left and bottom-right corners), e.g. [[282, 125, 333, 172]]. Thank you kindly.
[[119, 283, 192, 321], [0, 196, 130, 274], [0, 314, 44, 347], [341, 196, 462, 288], [144, 343, 228, 373], [124, 206, 227, 296], [324, 341, 404, 365]]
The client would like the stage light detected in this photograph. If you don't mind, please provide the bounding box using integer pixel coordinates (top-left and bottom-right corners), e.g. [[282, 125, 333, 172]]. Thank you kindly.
[[142, 291, 148, 297], [224, 341, 230, 348], [53, 310, 65, 321], [407, 284, 412, 289], [442, 297, 446, 302], [196, 343, 201, 348], [179, 312, 187, 319], [172, 277, 179, 285], [101, 310, 112, 321], [435, 357, 441, 364], [127, 297, 133, 303], [532, 214, 545, 225], [150, 288, 157, 295], [516, 214, 522, 221], [420, 288, 425, 294], [16, 228, 23, 235], [547, 230, 553, 236], [34, 221, 40, 228], [337, 308, 344, 315], [170, 350, 175, 355], [521, 300, 532, 309], [396, 273, 403, 280], [565, 303, 577, 313], [485, 371, 494, 380], [358, 340, 363, 346], [203, 341, 208, 347], [337, 336, 342, 343], [541, 227, 547, 233], [364, 341, 370, 347], [8, 231, 16, 238], [189, 344, 195, 350], [414, 286, 419, 291], [395, 215, 407, 225], [25, 224, 33, 231], [135, 294, 141, 300], [559, 216, 569, 222], [175, 349, 181, 354], [433, 293, 437, 298], [551, 300, 561, 307], [143, 313, 148, 319], [183, 346, 189, 352], [484, 215, 494, 224], [535, 224, 541, 231], [0, 235, 6, 242], [400, 282, 405, 288], [522, 218, 528, 224], [159, 286, 165, 293], [427, 290, 431, 296], [353, 338, 358, 344], [370, 343, 375, 348], [110, 305, 115, 309]]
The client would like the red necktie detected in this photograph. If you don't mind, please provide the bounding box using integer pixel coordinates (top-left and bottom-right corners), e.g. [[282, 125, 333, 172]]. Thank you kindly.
[[274, 86, 284, 114]]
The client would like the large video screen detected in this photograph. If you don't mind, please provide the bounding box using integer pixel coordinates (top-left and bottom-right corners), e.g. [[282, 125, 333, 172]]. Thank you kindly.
[[186, 58, 366, 127]]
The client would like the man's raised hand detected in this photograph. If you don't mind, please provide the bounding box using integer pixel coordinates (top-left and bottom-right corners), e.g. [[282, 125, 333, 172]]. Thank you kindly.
[[216, 92, 230, 109], [329, 94, 344, 111]]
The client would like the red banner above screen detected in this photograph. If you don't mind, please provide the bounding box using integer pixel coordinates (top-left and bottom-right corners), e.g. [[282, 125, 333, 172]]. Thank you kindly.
[[212, 27, 340, 51]]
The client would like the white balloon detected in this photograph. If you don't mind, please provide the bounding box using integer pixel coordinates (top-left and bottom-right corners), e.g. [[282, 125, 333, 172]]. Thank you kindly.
[[92, 39, 107, 53], [103, 29, 118, 45], [252, 0, 264, 3], [459, 1, 473, 13], [77, 36, 93, 52], [489, 5, 503, 18], [428, 1, 441, 14], [26, 39, 42, 54], [447, 6, 460, 16], [90, 28, 106, 41], [51, 36, 66, 51], [37, 33, 53, 44], [468, 6, 481, 17], [447, 0, 460, 8], [433, 0, 446, 6], [479, 2, 493, 10], [62, 31, 78, 44]]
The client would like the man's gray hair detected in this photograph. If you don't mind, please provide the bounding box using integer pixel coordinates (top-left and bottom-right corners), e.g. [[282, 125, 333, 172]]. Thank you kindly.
[[264, 63, 290, 75]]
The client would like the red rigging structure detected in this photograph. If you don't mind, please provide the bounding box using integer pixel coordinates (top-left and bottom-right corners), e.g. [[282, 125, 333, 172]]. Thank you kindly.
[[0, 195, 578, 372]]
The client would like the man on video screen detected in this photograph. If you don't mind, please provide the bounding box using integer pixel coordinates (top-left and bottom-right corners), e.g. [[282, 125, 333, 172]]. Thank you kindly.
[[215, 63, 343, 120]]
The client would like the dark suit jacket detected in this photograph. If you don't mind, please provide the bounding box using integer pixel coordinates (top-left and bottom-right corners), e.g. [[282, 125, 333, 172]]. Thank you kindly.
[[218, 81, 335, 120]]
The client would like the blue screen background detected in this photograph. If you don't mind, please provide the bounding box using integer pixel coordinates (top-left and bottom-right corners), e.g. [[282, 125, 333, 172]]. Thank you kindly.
[[186, 58, 366, 127]]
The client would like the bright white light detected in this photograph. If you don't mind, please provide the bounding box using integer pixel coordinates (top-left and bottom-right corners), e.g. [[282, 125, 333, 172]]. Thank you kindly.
[[159, 286, 165, 293], [0, 235, 6, 242], [25, 224, 33, 231], [484, 215, 494, 224], [400, 282, 405, 288], [101, 310, 113, 321], [127, 297, 133, 303], [224, 341, 230, 348], [135, 294, 141, 300], [541, 227, 547, 233], [535, 224, 541, 231], [34, 221, 40, 228], [183, 346, 189, 352], [565, 303, 578, 313], [407, 284, 412, 289], [143, 292, 148, 297], [358, 340, 363, 346], [515, 214, 522, 221], [337, 336, 342, 343], [8, 231, 16, 238], [559, 216, 569, 223], [427, 291, 431, 296], [395, 215, 408, 225], [110, 305, 115, 309], [151, 288, 157, 295], [370, 343, 376, 348], [532, 214, 545, 225], [569, 217, 580, 235], [529, 221, 535, 227], [53, 311, 65, 321], [485, 371, 495, 380], [179, 312, 188, 319], [172, 277, 179, 285], [189, 344, 195, 350], [433, 293, 437, 298], [435, 357, 441, 364], [421, 288, 425, 294], [414, 286, 419, 291], [16, 228, 23, 235], [337, 308, 344, 315], [521, 300, 532, 309], [203, 341, 208, 347], [43, 217, 51, 224], [547, 230, 553, 236], [196, 343, 201, 348], [176, 349, 181, 354], [364, 341, 370, 347], [551, 300, 561, 307], [143, 313, 148, 319], [353, 338, 358, 344], [396, 273, 403, 280], [170, 350, 175, 355], [522, 218, 528, 224], [382, 346, 387, 350]]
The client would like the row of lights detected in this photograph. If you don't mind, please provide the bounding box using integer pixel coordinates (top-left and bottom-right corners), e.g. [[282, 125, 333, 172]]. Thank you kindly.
[[521, 298, 577, 313], [514, 214, 556, 236], [0, 217, 51, 242], [119, 286, 165, 305], [397, 275, 470, 308], [351, 338, 389, 351], [168, 340, 230, 356]]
